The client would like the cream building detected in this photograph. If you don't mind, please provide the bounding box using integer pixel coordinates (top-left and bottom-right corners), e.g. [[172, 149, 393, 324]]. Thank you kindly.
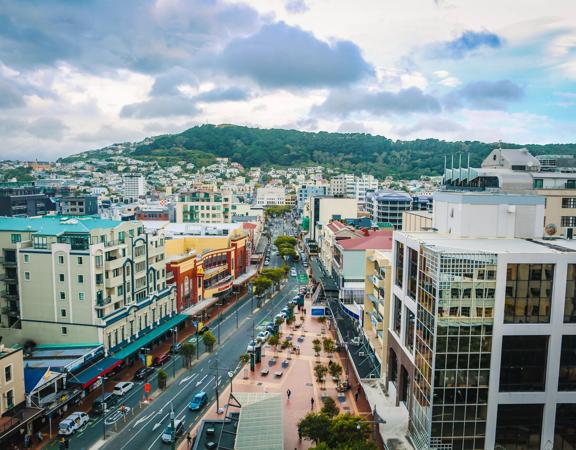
[[0, 346, 24, 415], [0, 216, 176, 354], [175, 190, 236, 223]]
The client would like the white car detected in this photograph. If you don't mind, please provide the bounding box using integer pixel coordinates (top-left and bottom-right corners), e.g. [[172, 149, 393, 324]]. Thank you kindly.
[[256, 331, 270, 343], [161, 418, 184, 443], [290, 268, 297, 277], [58, 412, 90, 435], [113, 381, 134, 396], [247, 339, 258, 353]]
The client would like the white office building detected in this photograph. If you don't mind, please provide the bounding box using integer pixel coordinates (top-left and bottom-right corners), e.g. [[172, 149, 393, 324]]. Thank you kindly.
[[122, 173, 146, 200], [255, 187, 286, 206]]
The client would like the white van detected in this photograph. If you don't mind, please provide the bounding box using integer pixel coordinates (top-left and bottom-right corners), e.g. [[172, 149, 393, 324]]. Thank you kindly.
[[113, 381, 134, 396], [58, 412, 89, 435]]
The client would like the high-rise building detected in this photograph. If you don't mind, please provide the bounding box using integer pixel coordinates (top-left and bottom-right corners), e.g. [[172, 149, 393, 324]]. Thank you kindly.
[[389, 191, 576, 449], [122, 173, 145, 200], [307, 197, 358, 242], [297, 185, 329, 212], [365, 191, 413, 229]]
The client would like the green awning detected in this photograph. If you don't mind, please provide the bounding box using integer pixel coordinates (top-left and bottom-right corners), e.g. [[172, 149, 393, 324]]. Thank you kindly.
[[112, 314, 188, 360]]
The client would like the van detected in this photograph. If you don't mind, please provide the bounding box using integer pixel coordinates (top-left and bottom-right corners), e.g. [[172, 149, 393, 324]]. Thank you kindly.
[[161, 418, 184, 443], [58, 412, 89, 435], [92, 392, 118, 415]]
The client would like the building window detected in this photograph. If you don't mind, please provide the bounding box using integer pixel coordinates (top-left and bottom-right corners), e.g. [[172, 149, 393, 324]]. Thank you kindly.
[[495, 404, 543, 450], [23, 254, 29, 263], [395, 242, 404, 288], [61, 309, 67, 317], [5, 389, 14, 410], [563, 198, 576, 209], [504, 264, 554, 323], [393, 296, 402, 336], [559, 335, 576, 391], [77, 256, 83, 264], [59, 274, 65, 282], [555, 404, 576, 450], [24, 271, 30, 281], [407, 248, 418, 299], [533, 178, 543, 189], [95, 255, 103, 268], [77, 275, 84, 283], [404, 309, 415, 353], [78, 292, 85, 301], [4, 364, 12, 383], [61, 326, 68, 335], [10, 234, 21, 244], [58, 255, 64, 264], [566, 264, 576, 323], [499, 335, 548, 392], [59, 292, 65, 300], [562, 216, 576, 227]]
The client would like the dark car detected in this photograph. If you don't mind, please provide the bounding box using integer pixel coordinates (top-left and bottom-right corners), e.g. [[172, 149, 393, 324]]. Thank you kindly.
[[133, 366, 155, 381], [170, 342, 182, 354], [153, 353, 171, 367], [198, 325, 210, 335]]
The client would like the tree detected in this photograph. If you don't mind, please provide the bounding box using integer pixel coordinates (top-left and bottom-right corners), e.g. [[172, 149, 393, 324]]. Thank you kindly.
[[298, 413, 331, 444], [181, 342, 196, 368], [314, 364, 328, 384], [253, 276, 272, 295], [320, 396, 339, 418], [327, 414, 372, 448], [239, 353, 250, 365], [261, 268, 284, 290], [322, 338, 335, 356], [157, 369, 168, 389], [328, 361, 343, 381], [268, 334, 280, 354], [202, 330, 216, 352], [313, 338, 322, 356]]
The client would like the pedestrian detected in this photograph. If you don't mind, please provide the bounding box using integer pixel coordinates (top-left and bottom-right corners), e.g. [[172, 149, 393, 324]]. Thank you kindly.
[[23, 434, 30, 449], [187, 433, 192, 448], [36, 431, 44, 442], [286, 388, 292, 400], [298, 429, 302, 441], [355, 389, 360, 402], [310, 397, 315, 409]]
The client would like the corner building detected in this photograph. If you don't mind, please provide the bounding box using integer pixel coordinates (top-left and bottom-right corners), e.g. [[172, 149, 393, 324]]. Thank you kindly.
[[390, 192, 576, 450]]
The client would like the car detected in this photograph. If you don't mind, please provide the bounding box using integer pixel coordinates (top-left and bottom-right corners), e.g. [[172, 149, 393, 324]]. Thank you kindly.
[[170, 342, 183, 354], [256, 330, 270, 343], [92, 392, 118, 415], [133, 367, 155, 381], [58, 412, 89, 435], [153, 353, 172, 366], [113, 381, 134, 396], [274, 313, 285, 323], [246, 339, 257, 353], [161, 418, 185, 444], [188, 391, 208, 411], [302, 261, 309, 268], [198, 325, 210, 335], [290, 268, 297, 277], [264, 259, 270, 266]]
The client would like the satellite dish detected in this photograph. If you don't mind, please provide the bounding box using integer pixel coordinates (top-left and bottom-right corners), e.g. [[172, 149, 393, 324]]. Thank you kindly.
[[545, 224, 557, 236]]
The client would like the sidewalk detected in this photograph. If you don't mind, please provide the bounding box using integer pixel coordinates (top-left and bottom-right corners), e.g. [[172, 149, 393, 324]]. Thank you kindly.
[[182, 294, 379, 450]]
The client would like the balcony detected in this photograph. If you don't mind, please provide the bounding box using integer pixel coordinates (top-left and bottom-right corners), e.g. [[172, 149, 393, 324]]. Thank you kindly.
[[370, 274, 383, 288], [95, 297, 112, 308], [2, 259, 17, 267], [105, 274, 123, 288], [0, 274, 17, 283], [2, 307, 20, 317]]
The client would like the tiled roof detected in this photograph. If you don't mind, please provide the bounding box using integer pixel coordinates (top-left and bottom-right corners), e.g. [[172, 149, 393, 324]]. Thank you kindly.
[[337, 229, 393, 250]]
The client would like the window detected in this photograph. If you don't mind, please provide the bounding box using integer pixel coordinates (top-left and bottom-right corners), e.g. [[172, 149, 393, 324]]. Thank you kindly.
[[59, 292, 65, 300], [59, 274, 65, 282], [393, 296, 402, 336], [499, 335, 548, 392], [505, 264, 554, 323], [23, 254, 29, 263], [24, 271, 30, 281], [10, 234, 21, 244], [95, 255, 103, 268], [555, 404, 576, 450], [78, 292, 85, 301], [562, 216, 576, 227], [395, 242, 404, 288], [77, 256, 83, 265], [33, 236, 47, 249], [533, 178, 543, 189], [407, 248, 418, 299], [4, 364, 12, 383], [117, 286, 124, 296], [60, 309, 67, 317], [61, 326, 68, 335], [559, 335, 576, 390], [495, 404, 543, 450], [58, 255, 64, 264], [404, 309, 415, 353], [566, 264, 576, 323], [5, 389, 14, 410], [77, 275, 84, 283], [563, 198, 576, 209]]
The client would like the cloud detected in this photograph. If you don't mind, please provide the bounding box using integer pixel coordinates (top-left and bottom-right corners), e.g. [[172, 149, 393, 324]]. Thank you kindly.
[[314, 87, 441, 117], [394, 117, 465, 136], [433, 70, 460, 87], [120, 96, 201, 118], [26, 117, 68, 139], [285, 0, 309, 14], [337, 121, 372, 134], [0, 77, 25, 108], [218, 22, 373, 88], [195, 87, 250, 103], [431, 30, 502, 59], [446, 79, 524, 110]]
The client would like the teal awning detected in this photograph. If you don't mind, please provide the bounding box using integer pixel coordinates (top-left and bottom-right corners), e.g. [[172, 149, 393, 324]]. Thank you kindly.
[[112, 314, 188, 360]]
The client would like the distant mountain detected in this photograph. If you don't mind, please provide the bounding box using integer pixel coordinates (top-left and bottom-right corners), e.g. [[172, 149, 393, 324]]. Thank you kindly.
[[62, 124, 576, 178]]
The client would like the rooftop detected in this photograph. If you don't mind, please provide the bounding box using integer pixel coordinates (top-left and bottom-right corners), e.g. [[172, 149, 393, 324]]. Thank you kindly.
[[337, 229, 394, 251], [0, 215, 122, 235]]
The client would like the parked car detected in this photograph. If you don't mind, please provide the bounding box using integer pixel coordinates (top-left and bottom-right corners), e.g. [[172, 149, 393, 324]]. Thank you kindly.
[[290, 268, 297, 277], [161, 418, 185, 444], [113, 381, 134, 396], [170, 342, 183, 354], [92, 392, 118, 415], [153, 353, 172, 366], [188, 391, 208, 411], [302, 261, 309, 268], [58, 412, 89, 435], [264, 259, 270, 266], [133, 367, 155, 381], [198, 325, 210, 335], [274, 313, 285, 323], [256, 330, 270, 343], [246, 340, 257, 353]]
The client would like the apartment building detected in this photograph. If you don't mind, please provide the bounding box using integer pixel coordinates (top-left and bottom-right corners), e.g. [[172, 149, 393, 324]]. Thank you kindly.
[[0, 346, 25, 416], [329, 174, 379, 204], [255, 186, 286, 206], [59, 195, 98, 216], [0, 216, 176, 354], [0, 185, 54, 217], [389, 191, 576, 449], [318, 220, 363, 276], [297, 185, 329, 212], [307, 197, 358, 242], [175, 190, 235, 223], [365, 191, 413, 229], [122, 173, 145, 200]]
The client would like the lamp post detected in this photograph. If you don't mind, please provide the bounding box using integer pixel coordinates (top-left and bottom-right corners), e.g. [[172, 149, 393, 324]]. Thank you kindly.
[[170, 408, 176, 450], [170, 327, 177, 378], [98, 376, 107, 440]]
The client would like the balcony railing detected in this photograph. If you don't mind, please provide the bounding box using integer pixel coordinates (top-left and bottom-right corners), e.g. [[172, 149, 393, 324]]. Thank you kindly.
[[96, 297, 112, 308]]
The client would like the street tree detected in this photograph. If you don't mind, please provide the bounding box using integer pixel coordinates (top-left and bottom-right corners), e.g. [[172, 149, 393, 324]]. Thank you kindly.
[[181, 342, 195, 368], [298, 413, 331, 444], [202, 330, 216, 352]]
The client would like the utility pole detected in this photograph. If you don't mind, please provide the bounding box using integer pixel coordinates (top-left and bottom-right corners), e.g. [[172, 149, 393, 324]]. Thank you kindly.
[[170, 405, 176, 450], [99, 376, 106, 440], [217, 309, 222, 345], [215, 354, 220, 413], [195, 318, 199, 360], [171, 328, 176, 378]]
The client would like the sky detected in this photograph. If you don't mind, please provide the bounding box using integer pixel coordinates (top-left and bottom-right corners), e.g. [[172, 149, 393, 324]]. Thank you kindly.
[[0, 0, 575, 161]]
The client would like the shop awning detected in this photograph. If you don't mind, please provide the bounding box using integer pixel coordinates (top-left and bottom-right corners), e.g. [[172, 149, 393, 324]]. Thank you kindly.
[[233, 267, 258, 286], [70, 356, 123, 389], [112, 313, 189, 361]]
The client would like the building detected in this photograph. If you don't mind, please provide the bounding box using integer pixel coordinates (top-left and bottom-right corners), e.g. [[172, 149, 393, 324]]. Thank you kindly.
[[443, 147, 576, 236], [135, 205, 170, 221], [307, 197, 358, 242], [329, 174, 379, 204], [255, 186, 286, 206], [297, 185, 329, 212], [0, 216, 177, 356], [59, 195, 98, 216], [175, 190, 238, 223], [362, 249, 393, 379], [365, 191, 413, 230], [0, 185, 54, 217], [318, 220, 364, 276], [388, 191, 576, 449], [122, 173, 145, 200], [402, 210, 433, 232]]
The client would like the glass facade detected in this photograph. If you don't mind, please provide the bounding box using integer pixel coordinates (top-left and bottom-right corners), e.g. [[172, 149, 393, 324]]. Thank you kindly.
[[393, 295, 402, 336], [495, 404, 543, 450], [408, 248, 418, 299], [559, 335, 576, 391], [404, 309, 415, 354], [395, 242, 404, 288], [499, 335, 548, 392], [504, 263, 554, 323], [410, 247, 497, 450], [565, 264, 576, 323], [555, 404, 576, 450]]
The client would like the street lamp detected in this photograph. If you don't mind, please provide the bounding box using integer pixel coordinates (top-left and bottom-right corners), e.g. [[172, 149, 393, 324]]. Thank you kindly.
[[170, 327, 177, 378], [98, 376, 107, 440]]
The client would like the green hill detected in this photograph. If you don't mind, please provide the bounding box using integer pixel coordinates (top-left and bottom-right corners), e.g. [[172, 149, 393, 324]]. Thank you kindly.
[[63, 124, 576, 178]]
